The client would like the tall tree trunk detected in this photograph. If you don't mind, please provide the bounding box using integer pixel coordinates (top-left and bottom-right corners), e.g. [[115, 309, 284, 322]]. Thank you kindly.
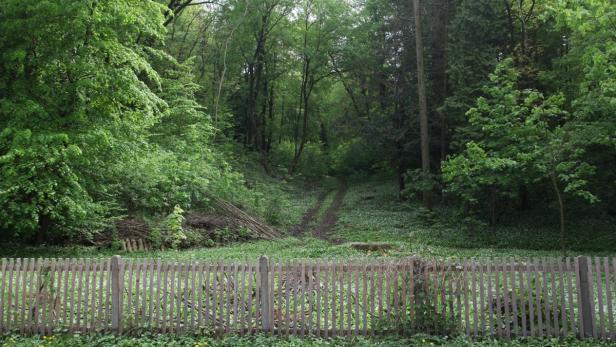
[[551, 173, 566, 256], [439, 0, 450, 164], [289, 12, 312, 176], [413, 0, 432, 209]]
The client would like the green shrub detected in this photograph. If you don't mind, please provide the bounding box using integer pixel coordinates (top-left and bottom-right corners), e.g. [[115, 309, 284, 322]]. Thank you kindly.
[[150, 205, 197, 249]]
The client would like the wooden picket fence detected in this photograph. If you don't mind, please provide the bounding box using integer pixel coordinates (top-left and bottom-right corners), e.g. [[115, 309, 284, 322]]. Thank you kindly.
[[0, 256, 615, 339]]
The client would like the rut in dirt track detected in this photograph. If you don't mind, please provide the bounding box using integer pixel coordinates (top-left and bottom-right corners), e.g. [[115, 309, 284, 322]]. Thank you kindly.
[[291, 190, 329, 236], [290, 184, 348, 242], [312, 185, 347, 242]]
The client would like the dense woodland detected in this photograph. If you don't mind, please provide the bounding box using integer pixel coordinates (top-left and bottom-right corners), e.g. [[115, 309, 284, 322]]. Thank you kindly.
[[0, 0, 614, 255]]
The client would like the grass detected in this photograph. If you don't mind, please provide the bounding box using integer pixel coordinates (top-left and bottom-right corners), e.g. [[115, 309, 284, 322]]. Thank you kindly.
[[331, 178, 616, 258], [3, 177, 616, 260], [2, 177, 616, 346], [0, 334, 612, 347], [239, 165, 323, 230]]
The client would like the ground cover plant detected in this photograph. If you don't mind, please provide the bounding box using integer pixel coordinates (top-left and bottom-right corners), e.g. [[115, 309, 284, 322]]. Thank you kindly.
[[1, 334, 615, 347]]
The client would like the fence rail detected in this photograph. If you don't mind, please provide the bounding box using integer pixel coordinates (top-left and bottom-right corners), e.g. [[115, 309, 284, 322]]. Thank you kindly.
[[0, 256, 615, 339]]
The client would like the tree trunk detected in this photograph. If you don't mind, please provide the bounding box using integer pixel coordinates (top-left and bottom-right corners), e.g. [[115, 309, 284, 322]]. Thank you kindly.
[[439, 0, 450, 164], [413, 0, 432, 209], [551, 173, 566, 256], [288, 13, 312, 176]]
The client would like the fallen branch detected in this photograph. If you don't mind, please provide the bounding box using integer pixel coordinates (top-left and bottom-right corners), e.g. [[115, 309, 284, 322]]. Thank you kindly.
[[212, 197, 281, 240]]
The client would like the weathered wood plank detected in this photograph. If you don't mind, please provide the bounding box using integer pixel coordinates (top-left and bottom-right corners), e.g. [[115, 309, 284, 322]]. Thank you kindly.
[[518, 259, 527, 338], [346, 261, 353, 336], [362, 261, 368, 336], [471, 260, 479, 337], [322, 260, 329, 338], [611, 258, 616, 340], [205, 263, 212, 329], [556, 258, 565, 336], [595, 257, 606, 339], [510, 258, 519, 338]]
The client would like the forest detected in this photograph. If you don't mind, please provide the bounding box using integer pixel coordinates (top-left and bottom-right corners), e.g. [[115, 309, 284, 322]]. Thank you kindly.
[[1, 0, 616, 345]]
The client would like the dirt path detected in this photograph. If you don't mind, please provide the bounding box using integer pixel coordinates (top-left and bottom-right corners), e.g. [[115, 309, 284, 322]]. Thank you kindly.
[[312, 185, 347, 242], [291, 190, 329, 236], [291, 182, 348, 242]]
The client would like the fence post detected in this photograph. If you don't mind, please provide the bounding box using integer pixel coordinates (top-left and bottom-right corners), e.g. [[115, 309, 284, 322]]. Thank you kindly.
[[111, 255, 123, 334], [577, 256, 594, 337], [259, 256, 272, 333]]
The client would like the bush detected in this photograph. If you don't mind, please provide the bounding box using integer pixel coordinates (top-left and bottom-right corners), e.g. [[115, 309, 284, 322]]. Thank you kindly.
[[150, 205, 201, 249], [0, 130, 113, 242], [330, 138, 382, 175]]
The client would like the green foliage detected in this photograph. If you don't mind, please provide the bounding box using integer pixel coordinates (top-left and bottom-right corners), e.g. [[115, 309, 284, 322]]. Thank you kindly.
[[0, 0, 247, 242], [270, 141, 331, 179], [442, 142, 517, 207], [403, 169, 441, 202], [443, 59, 597, 220], [0, 333, 613, 347], [0, 130, 109, 240], [150, 205, 184, 250]]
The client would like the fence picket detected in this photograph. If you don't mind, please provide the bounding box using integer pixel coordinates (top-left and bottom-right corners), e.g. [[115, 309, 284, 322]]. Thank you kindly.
[[316, 262, 321, 336], [205, 263, 212, 329], [502, 258, 511, 339], [162, 261, 170, 334], [28, 258, 38, 334], [445, 260, 454, 333], [517, 259, 526, 338], [82, 259, 91, 332], [602, 258, 614, 340], [525, 258, 534, 337], [347, 262, 353, 336], [377, 261, 383, 329], [556, 258, 565, 337], [471, 260, 478, 337], [322, 261, 329, 338], [510, 258, 519, 338], [611, 258, 616, 340], [484, 260, 492, 337], [239, 262, 246, 334], [362, 262, 368, 336], [89, 260, 98, 332], [0, 259, 6, 333], [1, 256, 615, 338], [144, 260, 152, 325], [566, 258, 576, 336], [339, 261, 345, 336], [195, 262, 202, 329], [549, 258, 560, 337], [18, 258, 27, 334], [306, 262, 312, 336], [219, 263, 226, 334], [595, 257, 606, 339], [7, 259, 16, 332]]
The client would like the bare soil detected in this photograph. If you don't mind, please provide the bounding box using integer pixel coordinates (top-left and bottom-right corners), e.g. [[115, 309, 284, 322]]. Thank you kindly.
[[312, 185, 347, 242], [291, 190, 330, 236]]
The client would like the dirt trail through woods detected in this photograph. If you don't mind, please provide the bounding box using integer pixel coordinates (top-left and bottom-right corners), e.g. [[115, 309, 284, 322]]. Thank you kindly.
[[291, 183, 347, 242], [312, 186, 347, 242], [291, 190, 329, 236]]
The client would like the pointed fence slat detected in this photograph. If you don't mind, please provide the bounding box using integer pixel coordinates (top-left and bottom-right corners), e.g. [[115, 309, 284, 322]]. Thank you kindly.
[[595, 257, 606, 338], [0, 256, 614, 338]]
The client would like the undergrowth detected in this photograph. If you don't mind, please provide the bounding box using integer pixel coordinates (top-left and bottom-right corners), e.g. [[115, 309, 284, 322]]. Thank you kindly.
[[0, 334, 611, 347]]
